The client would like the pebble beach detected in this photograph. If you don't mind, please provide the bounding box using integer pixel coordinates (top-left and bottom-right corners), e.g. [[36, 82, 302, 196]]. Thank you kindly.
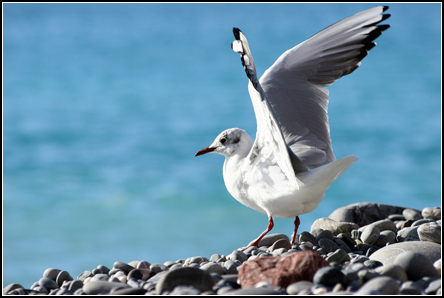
[[3, 202, 441, 295]]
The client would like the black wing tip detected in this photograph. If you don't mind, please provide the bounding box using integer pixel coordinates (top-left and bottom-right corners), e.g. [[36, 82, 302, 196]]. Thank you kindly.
[[382, 5, 389, 12], [233, 27, 242, 40]]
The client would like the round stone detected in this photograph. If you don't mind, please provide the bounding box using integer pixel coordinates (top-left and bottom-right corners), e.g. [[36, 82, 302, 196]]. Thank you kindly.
[[199, 262, 225, 275], [286, 281, 314, 295], [228, 250, 248, 263], [77, 270, 93, 281], [394, 251, 438, 280], [325, 248, 350, 264], [136, 261, 151, 269], [375, 264, 408, 282], [422, 207, 441, 220], [418, 222, 441, 244], [155, 267, 215, 295], [315, 230, 335, 242], [399, 280, 424, 295], [311, 217, 359, 236], [313, 266, 347, 287], [43, 268, 62, 281], [299, 231, 316, 245], [68, 280, 83, 292], [361, 225, 380, 245], [150, 263, 168, 274], [355, 276, 399, 295]]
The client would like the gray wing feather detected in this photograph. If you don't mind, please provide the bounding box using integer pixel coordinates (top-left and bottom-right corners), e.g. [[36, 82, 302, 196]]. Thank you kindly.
[[259, 6, 390, 168]]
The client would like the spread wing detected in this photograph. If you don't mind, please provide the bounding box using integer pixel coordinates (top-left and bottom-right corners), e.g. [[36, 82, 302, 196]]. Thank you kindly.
[[259, 6, 390, 168]]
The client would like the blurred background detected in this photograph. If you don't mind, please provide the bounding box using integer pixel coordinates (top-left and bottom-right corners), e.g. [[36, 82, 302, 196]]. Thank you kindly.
[[3, 3, 440, 287]]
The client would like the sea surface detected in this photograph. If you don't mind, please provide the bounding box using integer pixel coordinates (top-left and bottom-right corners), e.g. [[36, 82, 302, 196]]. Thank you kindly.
[[3, 3, 441, 287]]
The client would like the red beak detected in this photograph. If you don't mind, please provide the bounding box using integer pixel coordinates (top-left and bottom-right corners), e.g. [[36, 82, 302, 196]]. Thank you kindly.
[[195, 146, 215, 157]]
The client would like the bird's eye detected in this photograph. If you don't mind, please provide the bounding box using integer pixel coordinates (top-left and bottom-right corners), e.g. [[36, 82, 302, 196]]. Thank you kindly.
[[220, 137, 227, 145]]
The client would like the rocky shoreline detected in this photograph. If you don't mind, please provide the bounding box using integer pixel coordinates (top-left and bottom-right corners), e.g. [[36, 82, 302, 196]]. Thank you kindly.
[[3, 202, 441, 295]]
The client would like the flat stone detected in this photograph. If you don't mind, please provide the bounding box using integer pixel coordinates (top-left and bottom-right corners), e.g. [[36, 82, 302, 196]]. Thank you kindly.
[[355, 276, 399, 295], [238, 250, 329, 288], [83, 281, 130, 295], [112, 287, 147, 295], [313, 266, 347, 287], [199, 262, 225, 275], [311, 217, 358, 236], [403, 208, 423, 220], [418, 222, 441, 244], [394, 251, 438, 280], [369, 241, 441, 265], [299, 231, 316, 245], [329, 202, 420, 227], [286, 280, 313, 295], [155, 267, 214, 295], [258, 233, 290, 247], [224, 287, 281, 295]]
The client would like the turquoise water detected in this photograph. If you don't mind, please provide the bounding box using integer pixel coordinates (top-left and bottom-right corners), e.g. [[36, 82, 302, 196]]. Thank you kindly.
[[3, 3, 441, 287]]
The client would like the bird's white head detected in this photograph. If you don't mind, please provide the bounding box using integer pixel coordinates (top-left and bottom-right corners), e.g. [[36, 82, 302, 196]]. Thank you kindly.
[[195, 128, 253, 158]]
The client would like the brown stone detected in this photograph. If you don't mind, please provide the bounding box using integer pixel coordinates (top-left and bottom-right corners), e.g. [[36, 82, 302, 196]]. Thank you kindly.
[[238, 250, 329, 288]]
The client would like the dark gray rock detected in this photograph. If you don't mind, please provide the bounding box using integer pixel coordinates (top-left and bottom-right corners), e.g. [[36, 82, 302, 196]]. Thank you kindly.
[[68, 280, 83, 292], [328, 202, 420, 227], [112, 287, 147, 295], [200, 262, 225, 275], [224, 286, 281, 295], [56, 270, 73, 287], [325, 248, 350, 264], [313, 266, 347, 287], [403, 208, 423, 220], [155, 267, 215, 295], [39, 277, 58, 290], [258, 233, 290, 247], [318, 238, 339, 254], [299, 231, 316, 245], [228, 250, 248, 263], [394, 251, 438, 280]]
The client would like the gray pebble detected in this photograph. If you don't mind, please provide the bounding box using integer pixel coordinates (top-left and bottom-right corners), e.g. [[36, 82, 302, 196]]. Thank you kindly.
[[357, 268, 378, 283], [412, 218, 435, 227], [168, 285, 201, 295], [150, 263, 168, 273], [68, 280, 83, 292], [361, 225, 380, 245], [199, 262, 225, 275], [113, 261, 134, 274], [112, 287, 147, 295], [375, 264, 408, 282], [315, 229, 335, 242], [228, 250, 248, 263], [325, 248, 350, 264], [223, 260, 239, 274], [155, 267, 214, 295], [418, 222, 441, 244], [369, 219, 398, 233], [364, 259, 383, 269], [399, 280, 424, 295], [369, 241, 441, 266], [257, 233, 290, 247], [136, 260, 151, 269], [39, 277, 59, 290], [77, 270, 93, 281], [56, 270, 73, 287], [388, 214, 405, 221], [96, 264, 110, 274], [286, 280, 314, 295], [223, 286, 281, 295], [43, 268, 62, 281], [91, 273, 110, 282], [397, 226, 419, 242], [313, 266, 347, 287], [269, 238, 291, 251], [83, 281, 130, 295], [351, 229, 361, 240], [334, 238, 351, 253], [425, 278, 441, 294], [210, 254, 222, 262], [403, 208, 423, 220], [318, 238, 339, 253], [299, 231, 316, 245], [242, 246, 258, 256], [422, 207, 441, 220], [355, 276, 399, 295], [3, 283, 25, 295], [373, 233, 389, 247], [394, 251, 438, 280]]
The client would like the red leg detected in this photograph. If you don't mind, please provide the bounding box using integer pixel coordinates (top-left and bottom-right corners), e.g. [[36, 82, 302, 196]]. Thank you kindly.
[[290, 216, 300, 245], [242, 216, 274, 250]]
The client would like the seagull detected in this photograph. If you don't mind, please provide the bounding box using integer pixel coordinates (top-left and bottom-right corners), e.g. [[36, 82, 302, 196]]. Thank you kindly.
[[195, 6, 390, 249]]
